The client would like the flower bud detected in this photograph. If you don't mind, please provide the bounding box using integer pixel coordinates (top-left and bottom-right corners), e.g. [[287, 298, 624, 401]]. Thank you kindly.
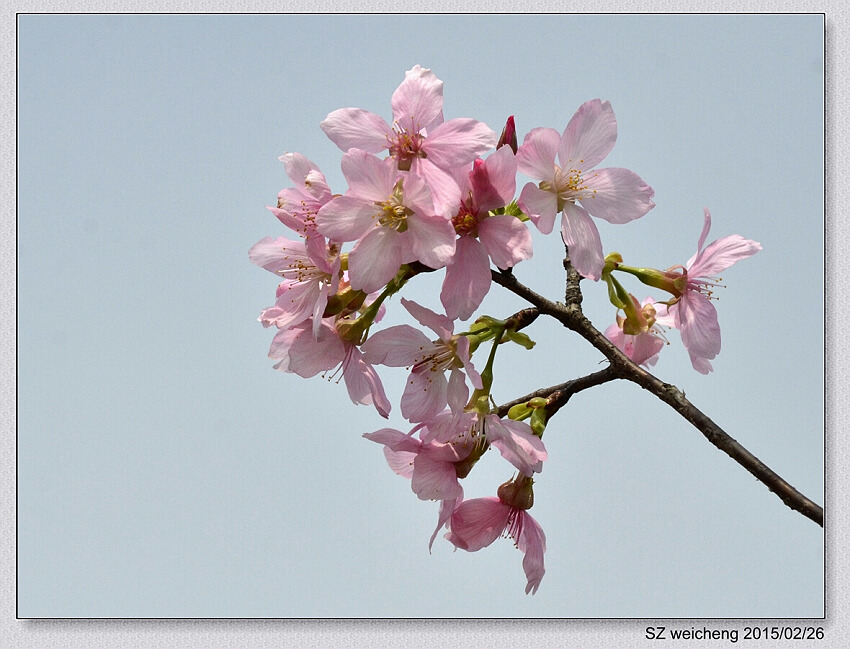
[[497, 475, 535, 510], [335, 315, 369, 345], [497, 116, 518, 154], [323, 286, 367, 317]]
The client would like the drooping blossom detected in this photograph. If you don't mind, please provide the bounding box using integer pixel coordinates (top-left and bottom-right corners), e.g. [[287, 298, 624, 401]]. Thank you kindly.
[[361, 298, 482, 422], [444, 482, 546, 595], [517, 99, 655, 281], [604, 296, 666, 368], [653, 208, 761, 374], [250, 235, 340, 338], [320, 65, 497, 216], [442, 145, 533, 320], [364, 412, 472, 551], [268, 152, 334, 265], [422, 409, 548, 477], [267, 318, 391, 418], [316, 149, 456, 294], [363, 416, 476, 502]]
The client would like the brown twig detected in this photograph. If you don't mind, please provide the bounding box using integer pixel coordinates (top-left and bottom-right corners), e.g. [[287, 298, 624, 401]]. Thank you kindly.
[[494, 366, 618, 419], [490, 263, 824, 528]]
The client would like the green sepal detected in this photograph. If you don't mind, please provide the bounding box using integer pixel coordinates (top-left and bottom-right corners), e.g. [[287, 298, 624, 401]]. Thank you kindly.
[[490, 200, 529, 221], [504, 329, 535, 350], [530, 408, 547, 438], [602, 271, 629, 310], [507, 402, 533, 421], [323, 287, 367, 317]]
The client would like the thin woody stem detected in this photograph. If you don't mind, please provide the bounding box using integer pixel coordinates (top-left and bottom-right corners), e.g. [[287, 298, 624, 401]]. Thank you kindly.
[[494, 366, 618, 419], [490, 258, 824, 528]]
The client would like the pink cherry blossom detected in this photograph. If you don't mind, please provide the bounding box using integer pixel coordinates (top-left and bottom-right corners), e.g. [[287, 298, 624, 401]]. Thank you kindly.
[[444, 496, 546, 595], [441, 145, 533, 320], [654, 208, 761, 374], [421, 410, 547, 478], [267, 152, 334, 265], [316, 149, 456, 294], [361, 298, 482, 422], [320, 65, 497, 217], [363, 418, 475, 502], [267, 319, 390, 418], [250, 236, 340, 338], [604, 296, 666, 368], [517, 99, 655, 281]]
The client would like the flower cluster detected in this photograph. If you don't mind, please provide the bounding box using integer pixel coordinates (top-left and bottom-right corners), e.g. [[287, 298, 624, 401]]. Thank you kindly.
[[250, 65, 760, 593]]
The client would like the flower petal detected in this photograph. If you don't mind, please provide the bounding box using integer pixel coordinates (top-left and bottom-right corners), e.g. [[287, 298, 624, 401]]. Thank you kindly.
[[384, 448, 417, 479], [273, 280, 323, 332], [429, 488, 464, 551], [248, 236, 305, 273], [561, 203, 604, 281], [688, 234, 762, 278], [363, 427, 422, 454], [516, 127, 560, 180], [279, 151, 320, 186], [424, 118, 498, 169], [363, 428, 422, 453], [516, 511, 547, 595], [485, 415, 547, 476], [446, 367, 469, 414], [518, 183, 558, 235], [347, 228, 404, 294], [455, 336, 483, 390], [401, 298, 454, 341], [440, 236, 492, 320], [411, 453, 462, 501], [445, 497, 511, 552], [287, 325, 345, 377], [696, 207, 713, 253], [689, 356, 714, 375], [267, 326, 302, 370], [408, 158, 462, 218], [582, 167, 655, 224], [401, 368, 448, 423], [320, 107, 393, 153], [407, 214, 457, 270], [315, 195, 379, 242], [343, 346, 391, 418], [478, 214, 533, 270], [361, 324, 433, 367], [559, 99, 617, 171], [341, 148, 398, 202], [470, 145, 518, 213], [678, 292, 721, 362], [391, 65, 444, 132]]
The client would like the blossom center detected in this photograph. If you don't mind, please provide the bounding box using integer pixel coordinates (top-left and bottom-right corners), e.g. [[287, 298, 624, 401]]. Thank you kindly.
[[539, 163, 597, 211], [452, 200, 479, 236], [376, 179, 413, 232], [276, 248, 331, 288], [687, 273, 725, 301], [411, 338, 462, 376], [388, 123, 427, 171]]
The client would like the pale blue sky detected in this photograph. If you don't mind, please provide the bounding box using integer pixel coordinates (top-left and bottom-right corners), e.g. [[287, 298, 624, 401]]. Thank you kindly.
[[17, 13, 823, 619]]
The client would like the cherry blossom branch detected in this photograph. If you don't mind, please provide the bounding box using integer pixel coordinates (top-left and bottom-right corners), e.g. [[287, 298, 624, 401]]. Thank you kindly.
[[490, 264, 824, 528]]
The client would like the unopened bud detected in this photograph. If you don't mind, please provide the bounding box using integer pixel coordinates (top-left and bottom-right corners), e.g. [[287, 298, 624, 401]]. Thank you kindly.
[[497, 475, 535, 510], [323, 286, 367, 318], [497, 116, 518, 154]]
